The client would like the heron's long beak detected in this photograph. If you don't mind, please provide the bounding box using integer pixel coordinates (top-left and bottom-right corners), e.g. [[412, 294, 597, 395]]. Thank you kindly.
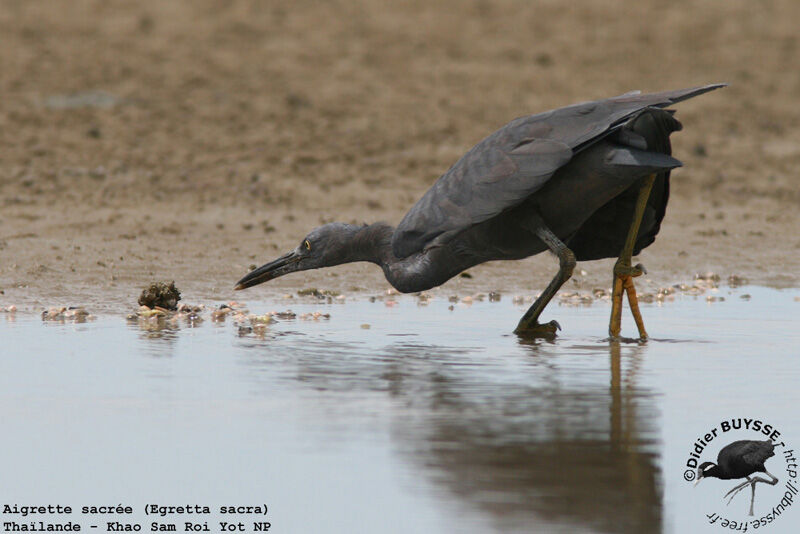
[[694, 477, 703, 487], [235, 251, 300, 290]]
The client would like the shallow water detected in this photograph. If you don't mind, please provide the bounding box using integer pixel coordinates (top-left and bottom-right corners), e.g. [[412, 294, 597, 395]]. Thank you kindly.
[[1, 287, 799, 533]]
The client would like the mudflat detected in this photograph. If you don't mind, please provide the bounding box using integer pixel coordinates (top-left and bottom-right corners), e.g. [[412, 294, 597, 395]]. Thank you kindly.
[[1, 0, 798, 313]]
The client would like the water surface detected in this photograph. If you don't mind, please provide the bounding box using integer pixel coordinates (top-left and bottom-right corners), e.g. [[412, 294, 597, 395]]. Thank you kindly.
[[1, 287, 798, 533]]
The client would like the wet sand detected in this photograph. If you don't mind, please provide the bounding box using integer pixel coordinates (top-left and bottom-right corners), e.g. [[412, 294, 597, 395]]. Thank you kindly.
[[1, 0, 798, 313]]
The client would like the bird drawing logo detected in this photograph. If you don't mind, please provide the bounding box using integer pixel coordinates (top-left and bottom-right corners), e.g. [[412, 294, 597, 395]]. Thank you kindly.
[[695, 439, 778, 516]]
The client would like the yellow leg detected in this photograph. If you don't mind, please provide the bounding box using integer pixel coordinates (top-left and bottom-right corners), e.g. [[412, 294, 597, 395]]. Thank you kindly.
[[609, 174, 656, 341], [624, 275, 648, 340], [609, 276, 625, 338]]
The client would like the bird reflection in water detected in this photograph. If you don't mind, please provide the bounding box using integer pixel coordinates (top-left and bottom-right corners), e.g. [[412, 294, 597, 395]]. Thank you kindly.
[[394, 341, 660, 533]]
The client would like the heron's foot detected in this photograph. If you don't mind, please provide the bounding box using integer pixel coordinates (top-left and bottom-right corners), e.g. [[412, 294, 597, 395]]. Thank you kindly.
[[613, 261, 647, 278], [514, 319, 561, 338]]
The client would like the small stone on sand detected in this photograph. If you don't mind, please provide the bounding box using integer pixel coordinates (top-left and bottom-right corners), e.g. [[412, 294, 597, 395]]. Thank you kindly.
[[138, 281, 181, 310]]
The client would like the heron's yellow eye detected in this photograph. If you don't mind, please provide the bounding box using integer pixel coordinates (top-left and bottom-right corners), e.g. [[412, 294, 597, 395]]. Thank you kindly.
[[304, 240, 311, 251]]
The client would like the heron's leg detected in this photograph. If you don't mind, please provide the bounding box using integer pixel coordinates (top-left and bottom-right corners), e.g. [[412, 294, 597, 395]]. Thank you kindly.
[[749, 480, 756, 516], [515, 225, 576, 337], [609, 174, 656, 340]]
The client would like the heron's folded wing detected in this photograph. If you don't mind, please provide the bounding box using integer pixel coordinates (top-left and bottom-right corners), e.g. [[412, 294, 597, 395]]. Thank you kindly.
[[391, 138, 572, 259], [391, 83, 727, 259]]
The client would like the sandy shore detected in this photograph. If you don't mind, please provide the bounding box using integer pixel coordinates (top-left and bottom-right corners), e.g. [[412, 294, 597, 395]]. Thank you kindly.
[[1, 0, 798, 313]]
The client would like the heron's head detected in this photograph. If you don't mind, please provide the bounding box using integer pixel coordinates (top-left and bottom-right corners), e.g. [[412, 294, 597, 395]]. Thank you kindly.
[[235, 223, 366, 290], [694, 461, 717, 486]]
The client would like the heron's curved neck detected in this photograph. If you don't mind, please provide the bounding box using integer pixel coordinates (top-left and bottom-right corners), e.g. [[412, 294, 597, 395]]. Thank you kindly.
[[345, 222, 465, 293], [346, 223, 395, 265], [343, 223, 427, 292]]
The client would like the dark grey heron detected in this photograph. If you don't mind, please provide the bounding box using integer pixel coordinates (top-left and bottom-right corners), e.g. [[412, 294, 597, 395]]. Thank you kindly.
[[695, 439, 778, 516], [235, 84, 725, 338]]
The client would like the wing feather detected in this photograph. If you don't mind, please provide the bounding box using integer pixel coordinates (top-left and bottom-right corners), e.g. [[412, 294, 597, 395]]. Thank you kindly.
[[391, 83, 726, 258]]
